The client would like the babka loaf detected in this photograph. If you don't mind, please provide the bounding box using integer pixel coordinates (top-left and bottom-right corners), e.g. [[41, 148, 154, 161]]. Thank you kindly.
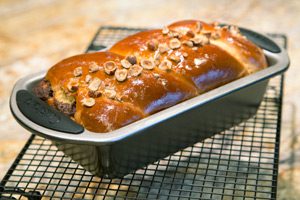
[[33, 20, 267, 133]]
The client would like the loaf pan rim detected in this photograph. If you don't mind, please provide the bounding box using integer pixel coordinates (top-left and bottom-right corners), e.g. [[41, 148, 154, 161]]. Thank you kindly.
[[10, 36, 289, 145]]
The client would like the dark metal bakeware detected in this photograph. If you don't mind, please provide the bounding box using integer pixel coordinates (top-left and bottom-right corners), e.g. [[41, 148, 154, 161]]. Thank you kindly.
[[9, 26, 289, 178]]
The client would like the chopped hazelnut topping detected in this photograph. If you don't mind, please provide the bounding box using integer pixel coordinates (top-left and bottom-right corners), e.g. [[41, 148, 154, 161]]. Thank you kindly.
[[186, 30, 195, 38], [158, 59, 172, 71], [183, 52, 188, 58], [88, 77, 102, 92], [85, 74, 92, 83], [162, 26, 169, 35], [153, 73, 160, 79], [154, 52, 161, 60], [215, 25, 222, 30], [154, 60, 160, 65], [195, 21, 203, 33], [121, 59, 132, 69], [194, 58, 205, 66], [104, 88, 116, 99], [81, 97, 95, 107], [169, 54, 181, 63], [129, 64, 143, 77], [202, 31, 212, 38], [104, 61, 117, 75], [192, 47, 198, 51], [190, 37, 200, 45], [140, 59, 155, 70], [211, 31, 221, 40], [167, 31, 174, 38], [178, 29, 188, 36], [147, 39, 158, 51], [158, 78, 168, 86], [183, 40, 194, 47], [115, 69, 128, 82], [126, 55, 137, 65], [185, 65, 192, 70], [169, 38, 181, 49], [73, 67, 82, 77], [67, 78, 79, 92], [190, 35, 210, 46], [89, 62, 100, 73], [88, 90, 101, 98], [177, 32, 183, 39], [229, 25, 240, 35], [158, 43, 170, 54], [172, 31, 180, 38]]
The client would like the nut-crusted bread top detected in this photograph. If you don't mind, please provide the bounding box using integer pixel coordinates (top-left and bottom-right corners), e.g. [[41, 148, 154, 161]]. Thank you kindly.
[[36, 20, 267, 133]]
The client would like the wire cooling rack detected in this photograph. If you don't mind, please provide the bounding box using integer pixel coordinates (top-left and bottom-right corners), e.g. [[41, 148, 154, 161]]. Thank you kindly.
[[0, 27, 286, 200]]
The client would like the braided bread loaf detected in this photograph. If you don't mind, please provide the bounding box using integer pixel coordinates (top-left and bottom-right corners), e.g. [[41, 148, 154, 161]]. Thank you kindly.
[[34, 20, 267, 133]]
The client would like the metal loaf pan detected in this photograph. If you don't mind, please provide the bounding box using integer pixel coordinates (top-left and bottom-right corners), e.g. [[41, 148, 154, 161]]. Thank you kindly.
[[10, 27, 289, 178]]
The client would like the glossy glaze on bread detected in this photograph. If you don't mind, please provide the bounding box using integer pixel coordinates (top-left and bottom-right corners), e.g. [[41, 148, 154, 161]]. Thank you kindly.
[[34, 20, 267, 133]]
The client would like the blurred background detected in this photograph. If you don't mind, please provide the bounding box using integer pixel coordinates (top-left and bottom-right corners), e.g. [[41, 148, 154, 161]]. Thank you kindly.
[[0, 0, 299, 198]]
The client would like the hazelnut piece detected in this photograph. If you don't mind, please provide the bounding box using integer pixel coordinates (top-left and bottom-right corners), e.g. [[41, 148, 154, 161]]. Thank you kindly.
[[169, 54, 181, 63], [158, 59, 172, 71], [140, 59, 155, 70], [171, 31, 180, 38], [162, 26, 169, 35], [88, 77, 101, 92], [147, 39, 158, 51], [88, 90, 101, 98], [73, 67, 82, 77], [195, 21, 203, 33], [67, 78, 79, 92], [211, 31, 221, 40], [121, 59, 132, 69], [85, 74, 92, 83], [229, 25, 240, 35], [153, 52, 161, 60], [104, 61, 117, 75], [81, 97, 95, 107], [158, 43, 170, 54], [158, 78, 168, 86], [153, 73, 160, 79], [190, 35, 209, 46], [104, 88, 116, 99], [126, 55, 137, 65], [182, 40, 194, 47], [169, 38, 181, 49], [129, 64, 143, 77], [89, 62, 100, 73], [115, 69, 128, 82], [186, 30, 195, 38]]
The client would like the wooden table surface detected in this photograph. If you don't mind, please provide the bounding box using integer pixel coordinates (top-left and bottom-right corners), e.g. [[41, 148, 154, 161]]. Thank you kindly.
[[0, 0, 299, 199]]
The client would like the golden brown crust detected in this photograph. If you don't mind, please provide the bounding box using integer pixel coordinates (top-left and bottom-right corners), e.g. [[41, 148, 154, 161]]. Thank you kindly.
[[168, 20, 267, 73], [42, 20, 267, 133], [45, 51, 197, 132], [75, 93, 145, 132]]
